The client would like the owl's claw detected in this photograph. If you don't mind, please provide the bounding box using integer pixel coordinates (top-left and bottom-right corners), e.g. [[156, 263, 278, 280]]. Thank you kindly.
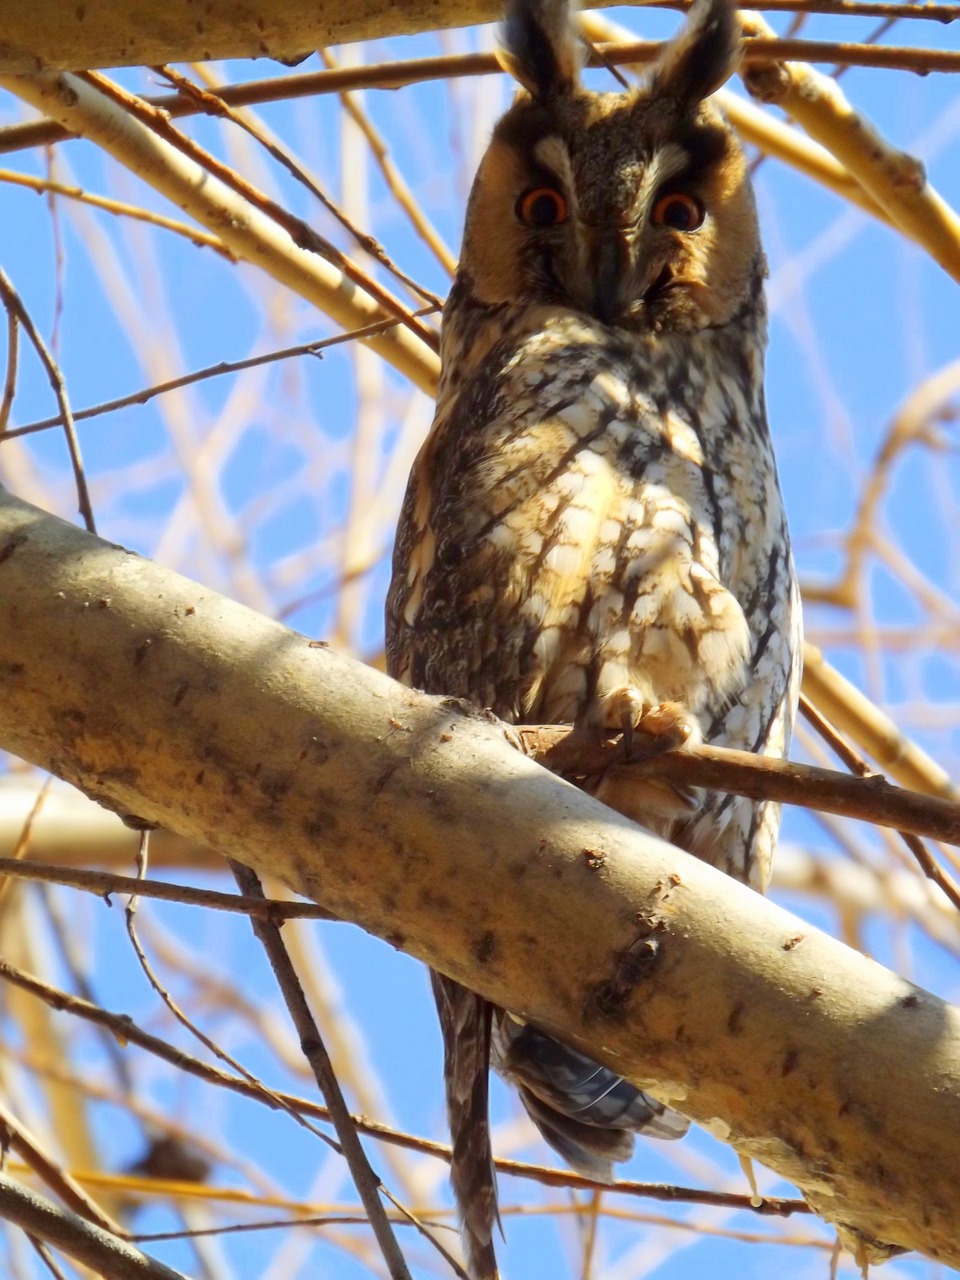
[[631, 701, 700, 759], [605, 691, 700, 762]]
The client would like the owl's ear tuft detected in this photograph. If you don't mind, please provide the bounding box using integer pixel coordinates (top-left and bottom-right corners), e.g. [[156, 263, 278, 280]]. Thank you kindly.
[[499, 0, 583, 98], [648, 0, 741, 111]]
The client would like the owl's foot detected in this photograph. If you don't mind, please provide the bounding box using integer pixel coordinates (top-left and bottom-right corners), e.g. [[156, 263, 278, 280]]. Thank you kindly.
[[604, 690, 701, 762], [631, 701, 701, 759], [590, 691, 702, 819]]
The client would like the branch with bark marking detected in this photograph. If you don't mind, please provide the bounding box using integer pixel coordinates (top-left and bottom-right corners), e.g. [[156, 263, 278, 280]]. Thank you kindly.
[[1, 487, 960, 1266]]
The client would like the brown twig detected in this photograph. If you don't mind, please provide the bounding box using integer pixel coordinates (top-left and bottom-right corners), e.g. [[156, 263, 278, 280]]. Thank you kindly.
[[318, 49, 457, 277], [800, 696, 960, 912], [75, 71, 439, 356], [0, 269, 95, 533], [0, 305, 18, 433], [3, 35, 960, 158], [3, 307, 438, 440], [0, 1100, 124, 1237], [0, 953, 810, 1218], [0, 168, 232, 256], [0, 1171, 189, 1280], [799, 694, 871, 778], [229, 861, 415, 1280], [155, 64, 442, 310], [121, 838, 339, 1157], [802, 642, 960, 799], [514, 725, 960, 846], [0, 857, 335, 919]]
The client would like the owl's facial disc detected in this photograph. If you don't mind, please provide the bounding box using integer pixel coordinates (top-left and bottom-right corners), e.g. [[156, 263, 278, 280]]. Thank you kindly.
[[458, 88, 763, 336]]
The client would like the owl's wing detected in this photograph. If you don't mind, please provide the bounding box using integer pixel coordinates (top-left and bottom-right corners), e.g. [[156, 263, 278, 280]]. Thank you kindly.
[[431, 971, 501, 1280]]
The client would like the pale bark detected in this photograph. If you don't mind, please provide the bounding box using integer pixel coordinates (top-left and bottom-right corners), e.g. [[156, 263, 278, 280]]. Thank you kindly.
[[1, 488, 959, 1264], [0, 1, 510, 74], [0, 71, 440, 397]]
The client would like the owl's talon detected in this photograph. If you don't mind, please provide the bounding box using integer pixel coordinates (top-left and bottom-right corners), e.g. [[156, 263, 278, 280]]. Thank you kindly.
[[627, 701, 701, 762]]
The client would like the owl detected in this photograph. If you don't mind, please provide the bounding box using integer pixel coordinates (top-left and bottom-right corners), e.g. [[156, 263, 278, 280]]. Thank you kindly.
[[385, 0, 802, 1275]]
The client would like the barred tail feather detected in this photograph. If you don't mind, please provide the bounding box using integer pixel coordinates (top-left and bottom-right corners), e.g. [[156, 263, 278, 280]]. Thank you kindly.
[[493, 1016, 689, 1179], [431, 971, 501, 1280]]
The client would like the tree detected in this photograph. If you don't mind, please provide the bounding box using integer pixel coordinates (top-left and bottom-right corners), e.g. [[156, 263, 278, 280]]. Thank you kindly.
[[0, 4, 959, 1277]]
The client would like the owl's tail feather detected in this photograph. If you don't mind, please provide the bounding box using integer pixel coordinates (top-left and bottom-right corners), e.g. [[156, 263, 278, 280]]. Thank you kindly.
[[431, 971, 501, 1280], [494, 1017, 689, 1181]]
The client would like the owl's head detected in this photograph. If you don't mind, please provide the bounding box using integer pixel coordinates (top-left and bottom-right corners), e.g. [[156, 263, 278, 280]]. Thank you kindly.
[[458, 0, 762, 334]]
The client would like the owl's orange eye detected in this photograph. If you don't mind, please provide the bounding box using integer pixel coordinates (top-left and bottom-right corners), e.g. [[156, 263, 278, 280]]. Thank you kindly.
[[651, 192, 704, 232], [517, 187, 568, 228]]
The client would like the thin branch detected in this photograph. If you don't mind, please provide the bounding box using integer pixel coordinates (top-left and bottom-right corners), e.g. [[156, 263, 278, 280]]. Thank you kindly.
[[0, 1100, 124, 1237], [0, 68, 440, 394], [0, 857, 334, 919], [154, 64, 442, 310], [318, 48, 457, 277], [0, 168, 232, 255], [120, 838, 340, 1157], [229, 861, 415, 1280], [3, 308, 438, 440], [898, 831, 960, 916], [0, 947, 810, 1219], [0, 268, 95, 532], [741, 15, 960, 283], [802, 641, 960, 800], [4, 35, 960, 159], [799, 696, 960, 913], [0, 306, 18, 433], [0, 1170, 190, 1280], [78, 70, 439, 354], [29, 1237, 70, 1280], [515, 725, 960, 848], [798, 694, 871, 779]]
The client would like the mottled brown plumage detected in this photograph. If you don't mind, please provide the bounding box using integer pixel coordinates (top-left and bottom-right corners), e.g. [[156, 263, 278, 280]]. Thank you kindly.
[[386, 0, 802, 1274]]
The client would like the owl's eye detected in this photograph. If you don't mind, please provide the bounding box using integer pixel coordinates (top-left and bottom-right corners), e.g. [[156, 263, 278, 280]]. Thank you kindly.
[[651, 192, 704, 232], [517, 187, 568, 228]]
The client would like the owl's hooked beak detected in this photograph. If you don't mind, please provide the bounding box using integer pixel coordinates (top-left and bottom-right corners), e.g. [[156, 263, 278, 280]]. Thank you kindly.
[[588, 229, 670, 327]]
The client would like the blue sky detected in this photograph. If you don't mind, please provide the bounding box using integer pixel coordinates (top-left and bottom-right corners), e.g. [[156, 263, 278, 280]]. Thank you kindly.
[[1, 5, 959, 1277]]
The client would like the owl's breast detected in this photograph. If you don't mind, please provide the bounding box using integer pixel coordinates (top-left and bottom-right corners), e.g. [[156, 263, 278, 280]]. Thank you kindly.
[[389, 318, 795, 762], [434, 332, 772, 727]]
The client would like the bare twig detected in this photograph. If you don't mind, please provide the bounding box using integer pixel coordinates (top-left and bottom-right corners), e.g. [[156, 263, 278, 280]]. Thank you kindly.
[[0, 269, 95, 532], [740, 15, 960, 282], [0, 69, 440, 394], [0, 946, 810, 1219], [0, 306, 18, 433], [0, 857, 334, 919], [0, 1100, 124, 1236], [4, 36, 960, 159], [802, 642, 960, 800], [79, 70, 439, 353], [0, 168, 232, 255], [0, 1170, 189, 1280], [155, 64, 443, 310], [515, 725, 960, 846], [229, 861, 414, 1280], [799, 697, 960, 913], [3, 307, 438, 440], [121, 837, 339, 1158], [318, 49, 457, 276]]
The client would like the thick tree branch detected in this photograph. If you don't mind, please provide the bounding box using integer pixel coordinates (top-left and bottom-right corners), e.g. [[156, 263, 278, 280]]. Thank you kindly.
[[1, 488, 960, 1266], [0, 70, 439, 396], [2, 1, 960, 75]]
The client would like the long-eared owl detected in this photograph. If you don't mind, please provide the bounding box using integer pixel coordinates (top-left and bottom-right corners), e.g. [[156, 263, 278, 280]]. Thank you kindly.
[[386, 0, 802, 1274]]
